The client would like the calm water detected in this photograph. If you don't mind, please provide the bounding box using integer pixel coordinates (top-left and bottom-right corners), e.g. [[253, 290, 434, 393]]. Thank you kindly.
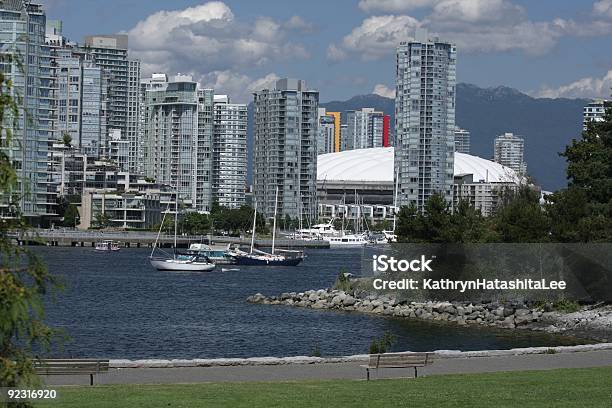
[[36, 246, 584, 359]]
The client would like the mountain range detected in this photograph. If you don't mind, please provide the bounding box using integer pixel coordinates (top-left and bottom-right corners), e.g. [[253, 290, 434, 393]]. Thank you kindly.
[[248, 84, 590, 191]]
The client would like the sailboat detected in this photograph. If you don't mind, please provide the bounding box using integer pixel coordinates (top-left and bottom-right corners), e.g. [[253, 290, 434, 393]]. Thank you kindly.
[[380, 168, 400, 244], [229, 186, 304, 266], [149, 191, 215, 272]]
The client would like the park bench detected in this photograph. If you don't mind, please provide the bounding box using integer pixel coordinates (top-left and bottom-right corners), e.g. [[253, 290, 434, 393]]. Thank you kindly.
[[34, 359, 110, 385], [361, 352, 433, 380]]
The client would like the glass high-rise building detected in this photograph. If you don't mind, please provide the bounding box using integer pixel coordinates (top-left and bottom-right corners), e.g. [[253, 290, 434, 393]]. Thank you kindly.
[[213, 95, 247, 209], [344, 108, 386, 150], [143, 75, 204, 210], [253, 78, 319, 220], [395, 30, 456, 211], [82, 35, 140, 172], [0, 1, 55, 218], [454, 127, 470, 154], [493, 132, 527, 175]]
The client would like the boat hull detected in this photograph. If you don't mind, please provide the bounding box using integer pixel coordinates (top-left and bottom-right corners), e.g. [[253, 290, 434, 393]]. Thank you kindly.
[[149, 258, 216, 271], [233, 256, 303, 266]]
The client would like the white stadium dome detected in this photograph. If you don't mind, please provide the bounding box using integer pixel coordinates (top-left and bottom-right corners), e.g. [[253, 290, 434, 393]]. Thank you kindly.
[[317, 147, 520, 184]]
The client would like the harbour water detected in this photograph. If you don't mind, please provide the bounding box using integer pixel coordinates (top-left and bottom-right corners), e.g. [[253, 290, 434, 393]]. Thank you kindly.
[[37, 247, 586, 359]]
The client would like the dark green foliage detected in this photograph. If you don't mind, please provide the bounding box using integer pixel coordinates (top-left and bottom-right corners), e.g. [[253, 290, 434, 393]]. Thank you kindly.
[[62, 131, 72, 147], [333, 268, 352, 292], [62, 204, 79, 227], [92, 212, 111, 229], [396, 194, 495, 243], [310, 343, 321, 358], [547, 108, 612, 242], [369, 332, 395, 354], [179, 212, 210, 235], [492, 186, 550, 243]]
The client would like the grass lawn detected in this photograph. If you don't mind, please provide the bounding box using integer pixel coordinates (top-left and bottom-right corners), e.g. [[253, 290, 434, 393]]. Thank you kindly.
[[36, 366, 612, 408]]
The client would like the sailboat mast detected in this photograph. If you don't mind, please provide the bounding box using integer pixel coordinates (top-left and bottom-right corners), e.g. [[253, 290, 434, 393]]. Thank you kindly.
[[173, 189, 178, 259], [393, 167, 399, 233], [250, 199, 257, 254], [272, 185, 278, 254]]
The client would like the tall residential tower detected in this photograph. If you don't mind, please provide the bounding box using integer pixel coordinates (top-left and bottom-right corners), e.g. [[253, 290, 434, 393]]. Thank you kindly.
[[253, 79, 319, 219], [394, 31, 456, 210], [493, 132, 526, 175]]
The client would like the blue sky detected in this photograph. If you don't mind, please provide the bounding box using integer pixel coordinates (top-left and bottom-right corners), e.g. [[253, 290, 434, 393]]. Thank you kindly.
[[44, 0, 612, 103]]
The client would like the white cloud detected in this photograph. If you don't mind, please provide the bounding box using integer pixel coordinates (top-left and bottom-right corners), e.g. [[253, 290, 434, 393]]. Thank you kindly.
[[326, 43, 348, 61], [358, 0, 437, 13], [331, 0, 612, 60], [373, 84, 396, 98], [331, 15, 420, 60], [128, 2, 310, 77], [198, 71, 280, 103], [429, 0, 524, 24], [533, 70, 612, 99], [284, 15, 314, 31], [594, 0, 612, 19]]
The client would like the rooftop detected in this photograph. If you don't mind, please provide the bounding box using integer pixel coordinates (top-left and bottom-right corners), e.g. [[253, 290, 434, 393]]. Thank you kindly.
[[317, 147, 520, 184]]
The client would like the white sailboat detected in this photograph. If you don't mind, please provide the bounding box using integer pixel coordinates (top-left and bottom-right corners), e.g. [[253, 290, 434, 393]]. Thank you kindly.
[[149, 190, 215, 272]]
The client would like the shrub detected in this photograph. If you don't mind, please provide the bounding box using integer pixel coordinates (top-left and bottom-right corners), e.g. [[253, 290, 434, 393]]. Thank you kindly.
[[333, 268, 352, 292], [553, 299, 581, 313], [368, 331, 395, 354]]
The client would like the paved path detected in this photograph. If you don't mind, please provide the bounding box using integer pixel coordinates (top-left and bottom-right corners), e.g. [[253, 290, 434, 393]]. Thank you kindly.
[[42, 350, 612, 386]]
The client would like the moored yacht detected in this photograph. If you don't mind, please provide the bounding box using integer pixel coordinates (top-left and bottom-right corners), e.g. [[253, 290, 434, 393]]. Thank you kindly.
[[95, 240, 120, 251], [228, 186, 304, 266]]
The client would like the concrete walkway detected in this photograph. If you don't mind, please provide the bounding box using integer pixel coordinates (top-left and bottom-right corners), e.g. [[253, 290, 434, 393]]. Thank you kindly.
[[42, 349, 612, 386]]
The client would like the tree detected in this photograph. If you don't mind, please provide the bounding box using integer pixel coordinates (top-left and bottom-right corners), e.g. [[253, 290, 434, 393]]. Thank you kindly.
[[93, 212, 111, 229], [61, 131, 72, 148], [62, 204, 79, 228], [180, 212, 210, 235], [493, 186, 550, 242], [1, 52, 58, 400], [547, 106, 612, 242]]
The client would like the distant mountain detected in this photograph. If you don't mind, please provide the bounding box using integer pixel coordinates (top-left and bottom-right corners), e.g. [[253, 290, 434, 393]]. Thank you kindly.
[[247, 84, 590, 190]]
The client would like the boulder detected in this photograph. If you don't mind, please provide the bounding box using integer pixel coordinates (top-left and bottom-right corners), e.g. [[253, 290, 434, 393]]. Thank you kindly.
[[343, 296, 357, 306]]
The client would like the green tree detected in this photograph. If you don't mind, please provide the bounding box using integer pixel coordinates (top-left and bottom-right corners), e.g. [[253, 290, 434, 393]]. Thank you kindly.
[[493, 186, 550, 242], [62, 204, 79, 228], [93, 212, 111, 229], [61, 131, 72, 148], [1, 52, 58, 402], [547, 106, 612, 242], [180, 212, 210, 235]]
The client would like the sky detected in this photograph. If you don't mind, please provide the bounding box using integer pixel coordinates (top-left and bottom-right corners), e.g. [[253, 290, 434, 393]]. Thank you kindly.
[[42, 0, 612, 103]]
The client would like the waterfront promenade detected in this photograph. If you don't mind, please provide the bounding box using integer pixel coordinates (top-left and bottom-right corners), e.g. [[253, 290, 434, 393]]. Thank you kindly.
[[41, 347, 612, 386], [11, 229, 329, 249]]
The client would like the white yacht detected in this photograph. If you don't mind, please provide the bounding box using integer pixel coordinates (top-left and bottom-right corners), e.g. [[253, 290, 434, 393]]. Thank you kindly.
[[324, 233, 369, 247]]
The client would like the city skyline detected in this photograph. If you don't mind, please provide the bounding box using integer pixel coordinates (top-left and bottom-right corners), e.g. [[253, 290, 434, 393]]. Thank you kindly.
[[43, 0, 612, 103]]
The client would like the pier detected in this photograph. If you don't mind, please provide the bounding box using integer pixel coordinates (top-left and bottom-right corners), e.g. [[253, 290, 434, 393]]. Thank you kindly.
[[11, 229, 330, 249]]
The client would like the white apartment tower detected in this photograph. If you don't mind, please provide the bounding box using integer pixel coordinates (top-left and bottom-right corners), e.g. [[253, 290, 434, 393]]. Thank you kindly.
[[253, 78, 319, 219], [143, 75, 210, 211], [583, 100, 611, 130], [0, 1, 56, 218], [345, 108, 385, 150], [454, 127, 470, 154], [212, 96, 248, 208], [493, 133, 527, 175], [395, 30, 457, 211]]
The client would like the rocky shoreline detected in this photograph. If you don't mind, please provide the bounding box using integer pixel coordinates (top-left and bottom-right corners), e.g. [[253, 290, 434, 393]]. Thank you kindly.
[[247, 289, 612, 342]]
